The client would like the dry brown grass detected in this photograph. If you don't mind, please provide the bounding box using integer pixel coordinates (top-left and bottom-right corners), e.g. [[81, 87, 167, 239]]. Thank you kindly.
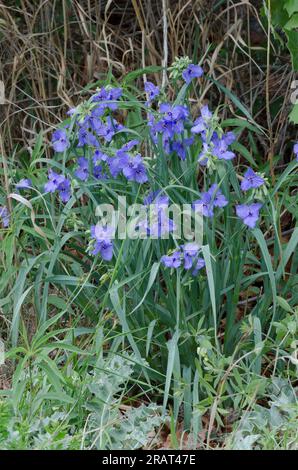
[[0, 0, 295, 159]]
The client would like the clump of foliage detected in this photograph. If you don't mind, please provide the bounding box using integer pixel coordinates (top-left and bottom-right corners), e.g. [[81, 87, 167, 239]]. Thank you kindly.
[[228, 378, 298, 450], [0, 56, 297, 449], [0, 318, 164, 450]]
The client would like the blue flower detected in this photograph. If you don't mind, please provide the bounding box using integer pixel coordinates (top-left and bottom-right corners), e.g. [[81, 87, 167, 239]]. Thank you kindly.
[[44, 170, 71, 202], [182, 64, 203, 84], [193, 184, 228, 217], [57, 177, 71, 203], [44, 170, 65, 193], [207, 184, 228, 208], [162, 104, 189, 121], [161, 243, 205, 275], [77, 126, 99, 147], [0, 206, 10, 228], [75, 157, 89, 181], [93, 149, 109, 165], [162, 135, 171, 154], [91, 86, 122, 111], [96, 116, 123, 142], [108, 156, 125, 178], [212, 134, 235, 160], [182, 242, 199, 269], [197, 142, 209, 166], [294, 142, 298, 161], [197, 131, 236, 164], [192, 257, 205, 275], [172, 137, 194, 160], [223, 131, 236, 146], [191, 105, 212, 134], [149, 211, 175, 238], [138, 191, 174, 238], [144, 81, 160, 103], [161, 251, 181, 268], [91, 87, 110, 103], [122, 154, 148, 183], [91, 224, 115, 240], [90, 224, 114, 261], [144, 190, 169, 206], [88, 110, 105, 133], [93, 239, 113, 260], [51, 129, 70, 153], [93, 165, 106, 180], [240, 168, 264, 191], [108, 87, 122, 101], [16, 178, 32, 190], [193, 192, 214, 218], [236, 203, 262, 229], [117, 139, 139, 158]]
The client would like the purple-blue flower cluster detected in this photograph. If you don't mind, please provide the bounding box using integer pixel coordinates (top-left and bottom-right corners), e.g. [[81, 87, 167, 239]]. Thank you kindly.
[[148, 102, 193, 160], [44, 169, 71, 203], [91, 86, 122, 109], [197, 131, 236, 164], [161, 242, 205, 275], [50, 84, 148, 187], [193, 184, 228, 218], [107, 140, 148, 183], [49, 85, 149, 194], [190, 105, 236, 164], [138, 191, 175, 238], [90, 224, 114, 261], [45, 75, 274, 273], [55, 87, 124, 154], [73, 154, 107, 182]]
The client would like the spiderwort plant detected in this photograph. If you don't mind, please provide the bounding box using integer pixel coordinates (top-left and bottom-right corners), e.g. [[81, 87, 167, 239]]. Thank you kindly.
[[39, 61, 292, 316], [10, 59, 297, 418]]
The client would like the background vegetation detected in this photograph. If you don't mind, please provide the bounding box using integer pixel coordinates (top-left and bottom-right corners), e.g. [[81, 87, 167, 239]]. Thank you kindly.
[[0, 0, 297, 450]]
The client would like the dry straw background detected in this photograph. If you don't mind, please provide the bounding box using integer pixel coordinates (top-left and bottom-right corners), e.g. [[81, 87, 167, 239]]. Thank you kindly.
[[0, 0, 295, 159]]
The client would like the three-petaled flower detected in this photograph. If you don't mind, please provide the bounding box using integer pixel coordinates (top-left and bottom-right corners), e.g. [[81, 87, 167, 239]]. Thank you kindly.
[[182, 64, 204, 84], [236, 203, 262, 229], [241, 168, 264, 191]]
